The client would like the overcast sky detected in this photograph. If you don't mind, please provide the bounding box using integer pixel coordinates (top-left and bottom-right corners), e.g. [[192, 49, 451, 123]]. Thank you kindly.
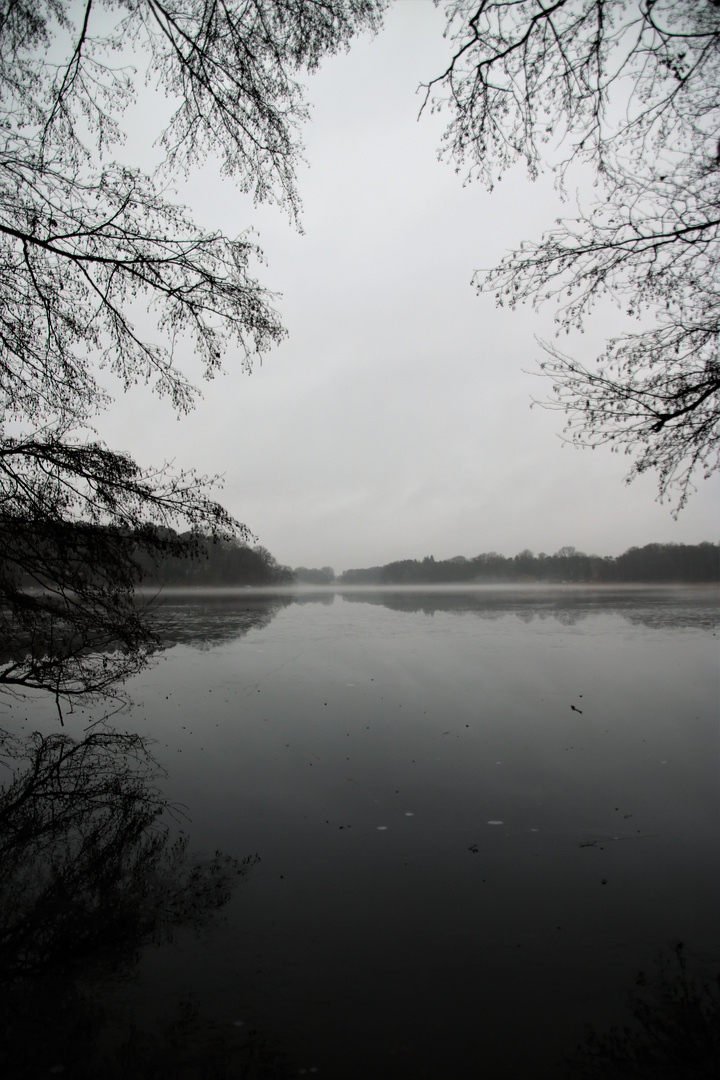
[[97, 1, 719, 572]]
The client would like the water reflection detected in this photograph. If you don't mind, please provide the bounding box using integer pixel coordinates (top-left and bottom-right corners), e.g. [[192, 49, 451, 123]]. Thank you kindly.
[[121, 586, 718, 1078], [3, 587, 717, 1078], [567, 943, 720, 1078], [0, 727, 272, 1079], [339, 585, 720, 630], [148, 589, 293, 648], [141, 586, 720, 653]]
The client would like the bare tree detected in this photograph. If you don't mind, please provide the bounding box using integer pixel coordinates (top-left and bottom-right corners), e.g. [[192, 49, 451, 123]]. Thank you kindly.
[[425, 0, 720, 511], [0, 0, 386, 708]]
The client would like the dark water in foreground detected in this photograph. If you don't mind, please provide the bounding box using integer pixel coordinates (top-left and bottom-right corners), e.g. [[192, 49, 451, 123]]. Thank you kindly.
[[3, 587, 719, 1078]]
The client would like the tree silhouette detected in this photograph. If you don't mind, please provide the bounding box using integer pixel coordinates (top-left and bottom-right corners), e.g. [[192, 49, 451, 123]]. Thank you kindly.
[[425, 0, 719, 511], [0, 0, 385, 710]]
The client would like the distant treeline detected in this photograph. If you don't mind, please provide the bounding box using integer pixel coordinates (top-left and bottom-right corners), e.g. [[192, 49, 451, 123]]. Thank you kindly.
[[339, 544, 720, 585], [137, 540, 719, 587], [137, 533, 294, 587], [294, 566, 335, 585]]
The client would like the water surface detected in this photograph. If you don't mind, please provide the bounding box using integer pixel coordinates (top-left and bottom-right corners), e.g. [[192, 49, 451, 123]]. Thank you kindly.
[[6, 587, 720, 1078]]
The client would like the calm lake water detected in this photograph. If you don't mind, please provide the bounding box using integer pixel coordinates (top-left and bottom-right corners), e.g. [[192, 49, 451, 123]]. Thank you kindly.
[[4, 587, 719, 1078]]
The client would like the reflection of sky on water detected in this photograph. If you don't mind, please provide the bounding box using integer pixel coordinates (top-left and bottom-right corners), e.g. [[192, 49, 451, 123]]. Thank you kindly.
[[109, 588, 719, 1078]]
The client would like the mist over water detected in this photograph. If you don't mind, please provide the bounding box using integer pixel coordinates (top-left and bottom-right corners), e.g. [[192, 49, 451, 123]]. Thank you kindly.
[[4, 587, 719, 1078]]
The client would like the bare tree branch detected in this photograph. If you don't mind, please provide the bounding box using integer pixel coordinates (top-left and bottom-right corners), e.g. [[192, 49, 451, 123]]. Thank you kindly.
[[0, 0, 387, 708], [428, 0, 719, 508]]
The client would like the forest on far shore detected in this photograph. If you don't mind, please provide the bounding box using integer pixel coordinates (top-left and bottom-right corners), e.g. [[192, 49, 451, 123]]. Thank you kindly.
[[337, 543, 720, 586], [137, 533, 295, 587], [141, 539, 719, 587]]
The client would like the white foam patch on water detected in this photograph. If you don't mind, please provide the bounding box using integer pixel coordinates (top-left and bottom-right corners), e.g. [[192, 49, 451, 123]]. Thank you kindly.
[[377, 825, 388, 830], [487, 820, 504, 826]]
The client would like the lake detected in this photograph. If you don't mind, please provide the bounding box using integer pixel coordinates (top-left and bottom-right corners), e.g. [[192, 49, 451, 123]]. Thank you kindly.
[[2, 586, 719, 1078]]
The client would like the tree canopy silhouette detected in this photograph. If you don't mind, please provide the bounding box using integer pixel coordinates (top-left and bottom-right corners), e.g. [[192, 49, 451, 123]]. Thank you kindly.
[[0, 0, 385, 711], [426, 0, 719, 511]]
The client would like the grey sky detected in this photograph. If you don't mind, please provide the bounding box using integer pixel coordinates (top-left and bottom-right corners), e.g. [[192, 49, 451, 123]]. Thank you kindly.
[[96, 1, 719, 571]]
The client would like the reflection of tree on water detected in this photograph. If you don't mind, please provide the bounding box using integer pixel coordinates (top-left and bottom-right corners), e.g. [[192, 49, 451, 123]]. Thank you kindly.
[[0, 729, 244, 977], [150, 591, 293, 650], [339, 588, 720, 631], [567, 943, 720, 1079], [0, 727, 286, 1079], [341, 586, 587, 621]]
